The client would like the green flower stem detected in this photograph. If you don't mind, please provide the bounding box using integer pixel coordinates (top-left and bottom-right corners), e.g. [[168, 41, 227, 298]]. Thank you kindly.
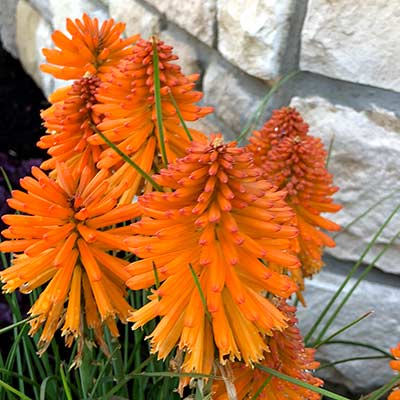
[[152, 37, 168, 166], [255, 364, 351, 400], [89, 121, 163, 191], [304, 203, 400, 344]]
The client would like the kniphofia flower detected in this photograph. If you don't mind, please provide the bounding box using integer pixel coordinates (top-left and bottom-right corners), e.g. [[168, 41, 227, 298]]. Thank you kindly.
[[90, 38, 213, 203], [389, 344, 400, 400], [248, 107, 341, 295], [125, 134, 300, 377], [38, 74, 105, 176], [212, 302, 322, 399], [0, 164, 139, 356], [41, 14, 139, 80]]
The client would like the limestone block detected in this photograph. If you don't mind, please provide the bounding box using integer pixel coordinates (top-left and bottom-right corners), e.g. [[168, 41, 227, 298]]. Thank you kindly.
[[290, 96, 400, 274], [217, 0, 295, 81], [298, 258, 400, 393], [203, 58, 267, 138], [301, 0, 400, 92], [144, 0, 216, 46], [0, 0, 18, 58], [109, 0, 160, 39], [48, 0, 108, 31], [16, 0, 56, 97]]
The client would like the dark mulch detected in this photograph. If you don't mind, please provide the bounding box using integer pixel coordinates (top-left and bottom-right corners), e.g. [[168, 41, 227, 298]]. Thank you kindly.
[[0, 41, 48, 335]]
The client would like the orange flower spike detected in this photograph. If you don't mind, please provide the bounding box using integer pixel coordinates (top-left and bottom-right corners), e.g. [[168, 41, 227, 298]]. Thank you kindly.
[[126, 134, 300, 377], [213, 301, 323, 400], [248, 107, 342, 287], [41, 13, 139, 80], [38, 74, 105, 177], [89, 38, 213, 203], [389, 343, 400, 400], [0, 164, 140, 354]]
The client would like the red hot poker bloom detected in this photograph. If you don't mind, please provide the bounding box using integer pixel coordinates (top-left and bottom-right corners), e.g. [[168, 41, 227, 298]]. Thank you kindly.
[[213, 302, 322, 400], [389, 344, 400, 400], [248, 107, 341, 291], [41, 14, 139, 80], [90, 38, 213, 203], [125, 135, 299, 376], [38, 74, 104, 177], [0, 164, 140, 355]]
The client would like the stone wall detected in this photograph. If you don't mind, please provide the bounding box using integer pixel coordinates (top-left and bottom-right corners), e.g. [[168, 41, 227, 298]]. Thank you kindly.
[[1, 0, 399, 393]]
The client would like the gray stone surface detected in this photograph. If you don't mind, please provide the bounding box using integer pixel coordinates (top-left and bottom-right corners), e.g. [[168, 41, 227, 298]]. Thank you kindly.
[[298, 256, 400, 393], [301, 0, 400, 92], [203, 56, 269, 138], [29, 0, 52, 23], [0, 0, 18, 58], [144, 0, 216, 47], [109, 0, 160, 39], [48, 0, 108, 31], [217, 0, 295, 82], [16, 0, 56, 97], [290, 96, 400, 275]]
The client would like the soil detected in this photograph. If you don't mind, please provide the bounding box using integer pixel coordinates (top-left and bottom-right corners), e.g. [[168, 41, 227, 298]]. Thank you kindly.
[[0, 42, 48, 332]]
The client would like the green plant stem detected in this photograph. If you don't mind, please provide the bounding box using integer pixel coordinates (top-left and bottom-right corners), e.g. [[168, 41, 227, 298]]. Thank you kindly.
[[237, 70, 300, 142], [305, 203, 400, 344], [334, 188, 400, 239], [89, 121, 163, 191], [168, 90, 192, 141], [104, 328, 129, 398], [313, 228, 400, 344], [0, 379, 32, 400], [60, 364, 73, 400], [253, 375, 272, 399], [314, 311, 372, 348], [188, 263, 211, 322], [255, 365, 351, 400], [317, 355, 389, 370], [362, 375, 400, 400], [319, 340, 392, 358], [152, 37, 168, 166]]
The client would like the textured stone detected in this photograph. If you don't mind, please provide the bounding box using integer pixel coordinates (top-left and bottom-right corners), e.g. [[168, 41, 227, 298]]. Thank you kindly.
[[145, 0, 216, 46], [109, 0, 160, 39], [290, 96, 400, 274], [0, 0, 18, 58], [29, 0, 52, 23], [217, 0, 295, 81], [48, 0, 108, 31], [301, 0, 400, 92], [16, 0, 56, 97], [203, 57, 267, 138], [298, 257, 400, 393]]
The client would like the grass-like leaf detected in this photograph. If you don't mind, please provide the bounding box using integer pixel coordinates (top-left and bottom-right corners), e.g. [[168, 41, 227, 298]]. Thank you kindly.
[[152, 37, 168, 166], [305, 202, 400, 344], [0, 378, 32, 400], [189, 263, 211, 322], [255, 364, 352, 400], [237, 70, 300, 142], [89, 121, 163, 191], [167, 89, 193, 141]]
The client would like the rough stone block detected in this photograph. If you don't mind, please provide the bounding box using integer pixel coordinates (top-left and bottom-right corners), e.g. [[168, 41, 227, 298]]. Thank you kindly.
[[203, 57, 268, 138], [298, 257, 400, 393], [301, 0, 400, 92], [290, 96, 400, 274], [109, 0, 161, 39], [144, 0, 216, 47], [0, 0, 18, 58], [217, 0, 295, 81], [16, 0, 56, 97]]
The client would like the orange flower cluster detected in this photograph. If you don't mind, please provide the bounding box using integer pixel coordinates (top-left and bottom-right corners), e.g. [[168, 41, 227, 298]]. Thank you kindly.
[[90, 38, 213, 203], [389, 344, 400, 400], [213, 302, 322, 399], [248, 107, 341, 293], [38, 14, 139, 178], [0, 164, 139, 354], [41, 13, 138, 80], [125, 134, 300, 376]]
